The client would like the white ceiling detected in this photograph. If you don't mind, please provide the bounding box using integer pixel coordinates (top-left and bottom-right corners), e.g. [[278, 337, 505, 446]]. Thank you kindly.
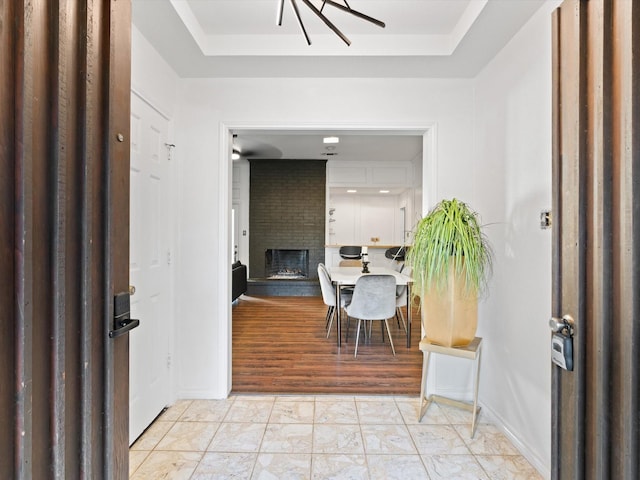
[[132, 0, 547, 78], [132, 0, 547, 189], [231, 130, 424, 194], [232, 130, 423, 160]]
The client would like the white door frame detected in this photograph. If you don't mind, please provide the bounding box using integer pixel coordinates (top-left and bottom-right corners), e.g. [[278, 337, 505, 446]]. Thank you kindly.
[[217, 122, 438, 394]]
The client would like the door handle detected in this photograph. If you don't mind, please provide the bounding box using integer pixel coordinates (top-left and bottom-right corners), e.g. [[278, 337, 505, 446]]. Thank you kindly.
[[109, 292, 140, 338], [129, 285, 136, 295]]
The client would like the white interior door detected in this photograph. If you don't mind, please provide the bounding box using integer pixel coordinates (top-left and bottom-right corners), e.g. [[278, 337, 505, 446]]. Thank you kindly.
[[129, 93, 172, 444]]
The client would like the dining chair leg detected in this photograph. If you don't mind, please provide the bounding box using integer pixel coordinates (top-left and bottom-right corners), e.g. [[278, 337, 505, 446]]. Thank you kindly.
[[326, 306, 337, 339], [396, 307, 407, 333], [325, 306, 333, 329], [384, 319, 396, 355], [354, 319, 362, 357]]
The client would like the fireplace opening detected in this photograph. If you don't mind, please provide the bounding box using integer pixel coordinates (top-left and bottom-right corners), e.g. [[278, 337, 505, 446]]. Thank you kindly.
[[265, 249, 309, 279]]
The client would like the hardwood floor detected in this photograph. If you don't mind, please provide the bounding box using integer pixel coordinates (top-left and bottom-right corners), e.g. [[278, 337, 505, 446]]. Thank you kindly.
[[231, 295, 423, 395]]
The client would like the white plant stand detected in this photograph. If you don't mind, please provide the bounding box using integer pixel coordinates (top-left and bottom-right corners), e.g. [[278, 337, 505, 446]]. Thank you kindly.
[[418, 336, 483, 438]]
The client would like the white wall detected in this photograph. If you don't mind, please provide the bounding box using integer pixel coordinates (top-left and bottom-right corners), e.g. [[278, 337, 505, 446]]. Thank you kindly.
[[131, 26, 179, 118], [171, 77, 475, 398], [131, 5, 559, 474], [473, 2, 561, 477]]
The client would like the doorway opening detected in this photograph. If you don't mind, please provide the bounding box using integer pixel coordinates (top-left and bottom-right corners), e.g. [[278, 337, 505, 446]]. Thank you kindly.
[[221, 124, 436, 394]]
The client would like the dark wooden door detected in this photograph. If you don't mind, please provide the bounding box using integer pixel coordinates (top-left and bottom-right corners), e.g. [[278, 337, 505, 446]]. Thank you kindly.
[[552, 1, 639, 478], [0, 0, 132, 478]]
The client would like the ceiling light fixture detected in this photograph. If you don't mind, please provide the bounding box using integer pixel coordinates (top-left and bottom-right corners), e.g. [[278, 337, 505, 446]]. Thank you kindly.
[[232, 150, 241, 160], [323, 136, 339, 144], [277, 0, 385, 46], [379, 190, 390, 193], [347, 189, 357, 193]]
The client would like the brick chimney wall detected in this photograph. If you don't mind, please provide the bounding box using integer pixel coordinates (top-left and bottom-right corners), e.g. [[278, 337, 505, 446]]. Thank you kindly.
[[249, 160, 326, 279]]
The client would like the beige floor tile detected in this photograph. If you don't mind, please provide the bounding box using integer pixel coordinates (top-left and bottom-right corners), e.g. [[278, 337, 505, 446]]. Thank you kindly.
[[456, 424, 520, 455], [160, 400, 193, 422], [225, 397, 274, 423], [476, 455, 544, 480], [313, 424, 364, 454], [128, 450, 149, 477], [311, 453, 368, 480], [130, 421, 174, 451], [367, 454, 428, 480], [269, 400, 315, 423], [275, 395, 316, 403], [314, 399, 359, 424], [353, 394, 398, 402], [438, 403, 488, 426], [422, 454, 490, 480], [395, 398, 450, 425], [261, 423, 313, 453], [130, 451, 202, 480], [361, 424, 417, 454], [129, 395, 544, 479], [355, 398, 403, 424], [190, 452, 257, 479], [156, 421, 219, 452], [178, 399, 234, 422], [408, 424, 470, 455], [207, 422, 266, 453], [314, 395, 357, 402], [252, 453, 311, 480]]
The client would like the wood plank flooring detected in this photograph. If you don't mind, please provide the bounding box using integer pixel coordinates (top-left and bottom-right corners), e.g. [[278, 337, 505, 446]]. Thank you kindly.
[[231, 295, 423, 395]]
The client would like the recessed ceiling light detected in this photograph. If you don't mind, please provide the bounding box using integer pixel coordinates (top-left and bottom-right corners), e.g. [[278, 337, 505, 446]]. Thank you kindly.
[[347, 189, 357, 193], [323, 136, 339, 144], [379, 190, 390, 193]]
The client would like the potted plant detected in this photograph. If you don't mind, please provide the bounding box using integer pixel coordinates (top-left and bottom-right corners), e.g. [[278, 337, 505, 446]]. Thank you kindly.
[[406, 198, 493, 347]]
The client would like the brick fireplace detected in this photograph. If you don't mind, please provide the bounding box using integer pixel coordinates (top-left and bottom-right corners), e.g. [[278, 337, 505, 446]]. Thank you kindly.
[[265, 249, 309, 279], [248, 160, 325, 295]]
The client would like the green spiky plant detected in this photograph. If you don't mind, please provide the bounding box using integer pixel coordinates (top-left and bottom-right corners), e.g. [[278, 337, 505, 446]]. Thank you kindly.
[[407, 198, 493, 299]]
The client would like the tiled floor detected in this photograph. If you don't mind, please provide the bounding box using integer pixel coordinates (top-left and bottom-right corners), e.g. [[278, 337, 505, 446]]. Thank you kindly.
[[129, 395, 543, 480]]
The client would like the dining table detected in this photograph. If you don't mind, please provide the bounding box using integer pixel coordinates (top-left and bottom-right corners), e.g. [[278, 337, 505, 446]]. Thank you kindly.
[[328, 266, 413, 348]]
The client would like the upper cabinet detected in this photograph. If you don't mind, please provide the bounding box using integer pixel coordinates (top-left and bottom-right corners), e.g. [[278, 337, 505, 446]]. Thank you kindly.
[[327, 161, 414, 188], [326, 160, 418, 246]]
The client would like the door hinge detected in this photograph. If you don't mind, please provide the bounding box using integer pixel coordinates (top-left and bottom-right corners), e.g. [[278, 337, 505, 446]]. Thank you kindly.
[[167, 354, 172, 370], [167, 249, 172, 265]]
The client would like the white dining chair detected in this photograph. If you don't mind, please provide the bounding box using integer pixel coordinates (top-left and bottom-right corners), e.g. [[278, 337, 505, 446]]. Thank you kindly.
[[344, 274, 397, 357], [318, 264, 351, 338]]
